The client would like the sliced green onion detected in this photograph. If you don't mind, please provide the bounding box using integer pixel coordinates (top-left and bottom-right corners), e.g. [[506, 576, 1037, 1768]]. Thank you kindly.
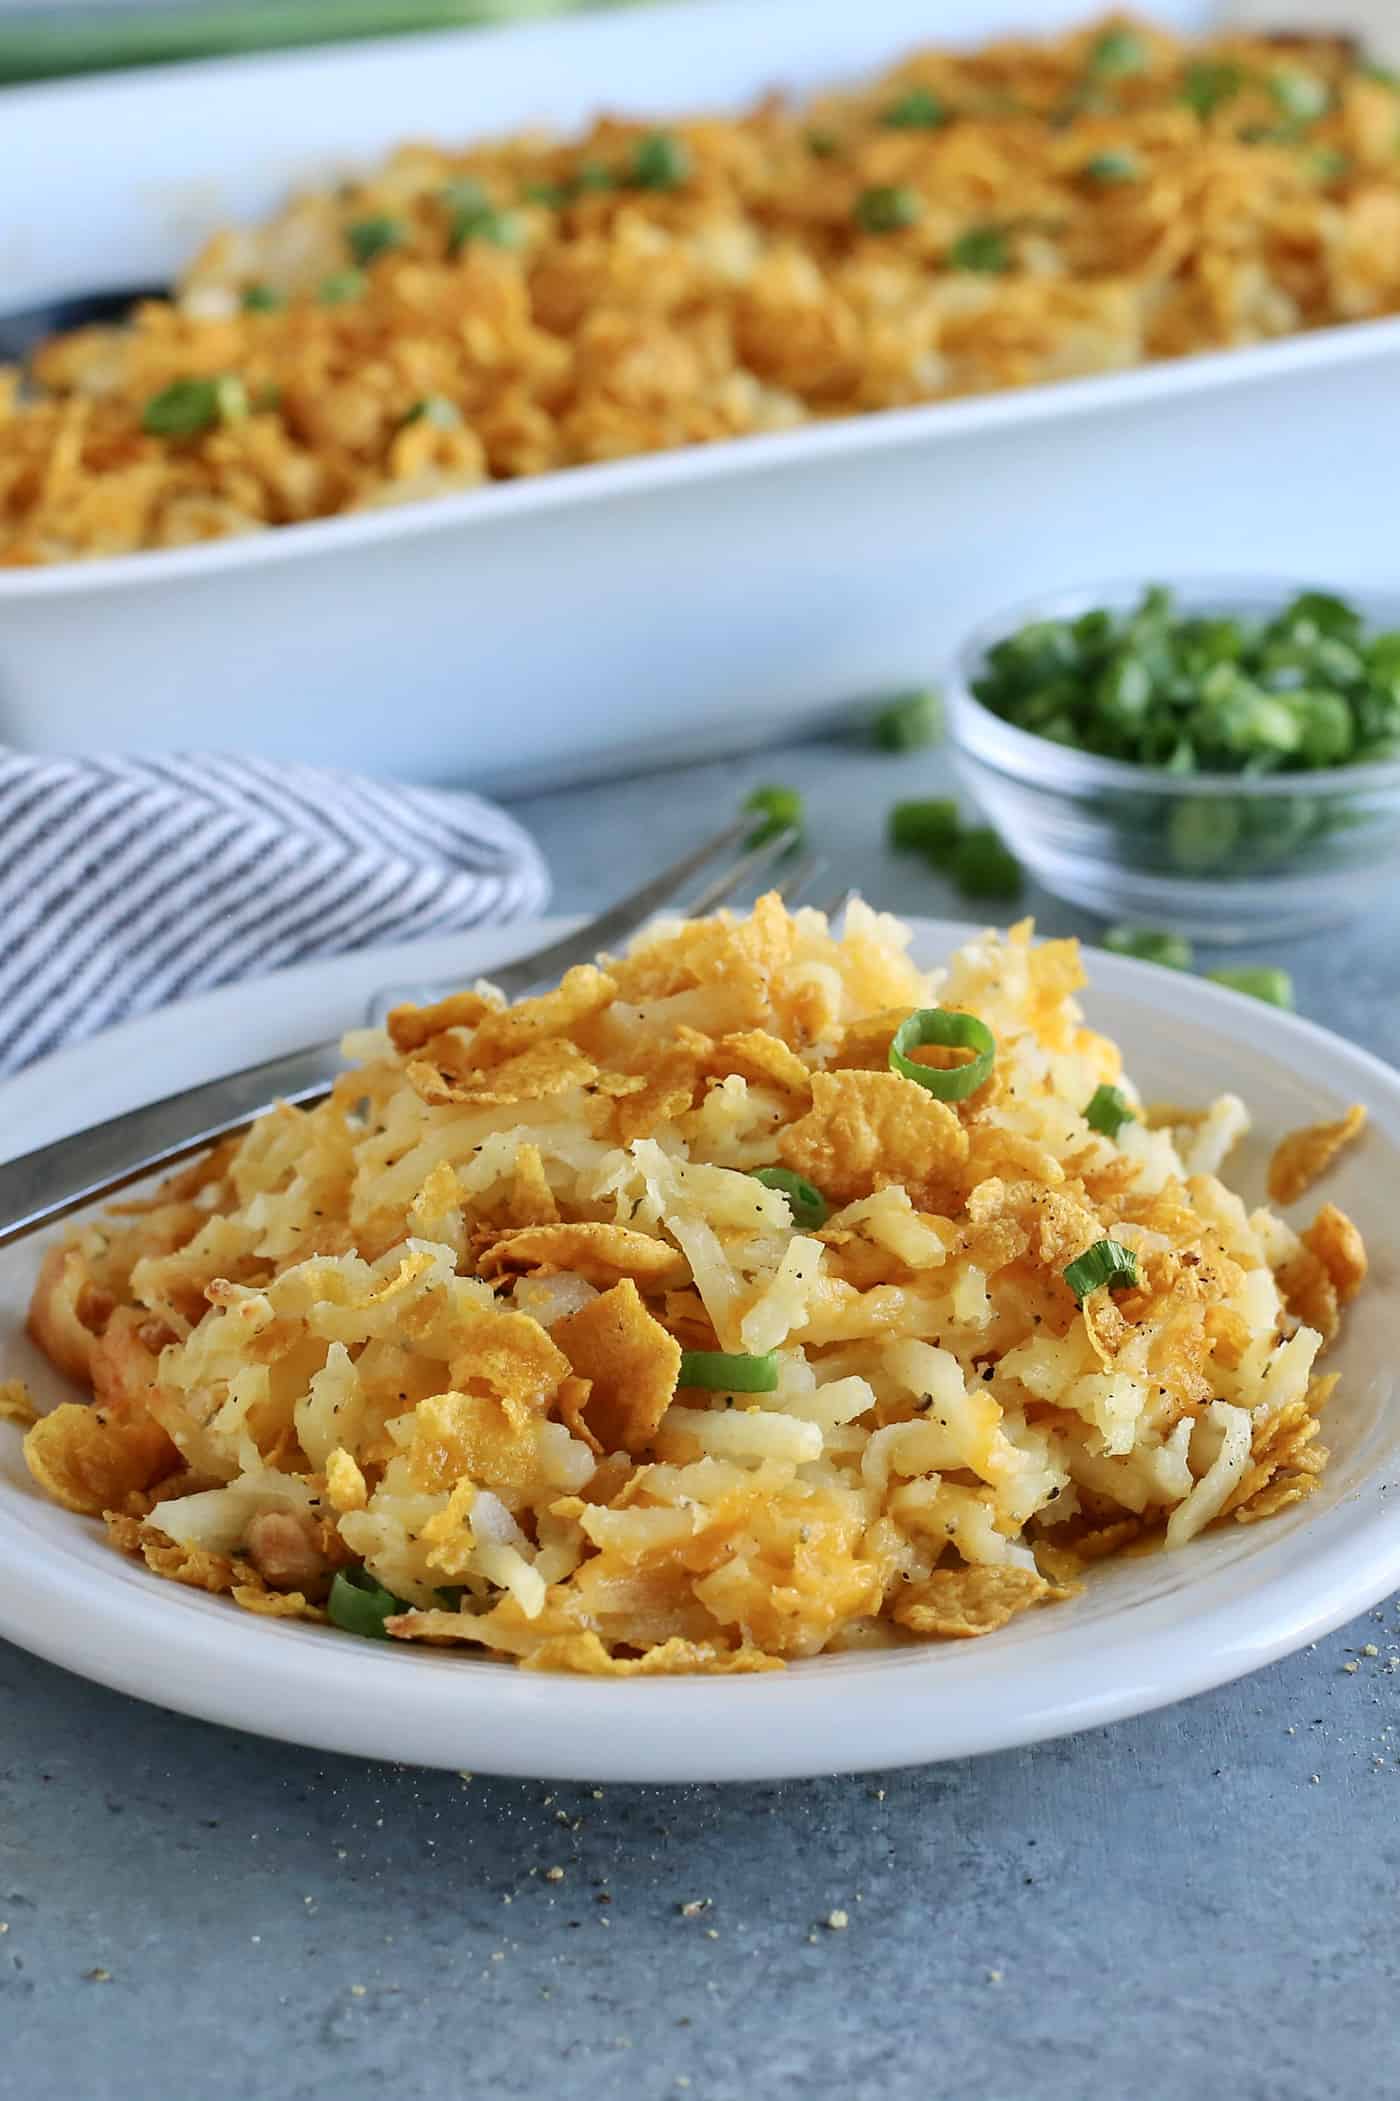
[[327, 1566, 407, 1641], [442, 178, 523, 251], [873, 689, 941, 751], [443, 174, 490, 214], [571, 161, 617, 194], [1288, 689, 1353, 766], [949, 225, 1009, 273], [141, 374, 247, 438], [1309, 148, 1350, 184], [402, 395, 462, 430], [1103, 926, 1194, 970], [973, 582, 1400, 783], [854, 184, 922, 234], [1180, 59, 1242, 117], [629, 132, 691, 191], [951, 827, 1023, 902], [346, 214, 406, 267], [805, 129, 841, 158], [1168, 796, 1240, 873], [1204, 966, 1295, 1010], [743, 782, 804, 846], [522, 181, 570, 208], [241, 283, 285, 313], [318, 269, 367, 304], [750, 1168, 828, 1230], [1064, 1238, 1139, 1301], [889, 1008, 995, 1101], [882, 86, 948, 130], [450, 206, 523, 251], [1088, 26, 1148, 78], [1270, 68, 1329, 124], [889, 798, 961, 855], [1083, 149, 1141, 184], [677, 1350, 780, 1393], [1084, 1082, 1135, 1139]]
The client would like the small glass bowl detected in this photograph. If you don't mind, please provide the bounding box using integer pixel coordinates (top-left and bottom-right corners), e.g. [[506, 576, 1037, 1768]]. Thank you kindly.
[[947, 576, 1400, 942]]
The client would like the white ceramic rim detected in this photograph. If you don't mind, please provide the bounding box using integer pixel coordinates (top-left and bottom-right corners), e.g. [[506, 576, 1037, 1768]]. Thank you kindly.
[[947, 573, 1400, 800], [3, 918, 1400, 1782]]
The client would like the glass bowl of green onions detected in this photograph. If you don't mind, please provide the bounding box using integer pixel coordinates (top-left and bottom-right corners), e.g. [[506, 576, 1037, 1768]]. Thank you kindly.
[[947, 578, 1400, 941]]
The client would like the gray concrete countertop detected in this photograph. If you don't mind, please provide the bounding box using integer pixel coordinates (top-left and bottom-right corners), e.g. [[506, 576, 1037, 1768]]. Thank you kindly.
[[6, 732, 1399, 2101]]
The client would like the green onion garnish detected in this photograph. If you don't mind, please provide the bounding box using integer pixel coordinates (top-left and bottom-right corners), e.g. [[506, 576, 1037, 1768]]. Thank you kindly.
[[882, 86, 948, 130], [855, 185, 922, 234], [451, 207, 523, 251], [1088, 26, 1148, 78], [677, 1350, 780, 1393], [443, 175, 490, 212], [951, 827, 1023, 902], [629, 132, 691, 191], [402, 395, 462, 430], [1309, 148, 1350, 184], [1167, 797, 1240, 874], [1269, 68, 1329, 124], [1084, 1083, 1135, 1138], [750, 1168, 828, 1230], [1204, 966, 1295, 1010], [442, 178, 523, 251], [318, 269, 367, 304], [141, 374, 247, 438], [805, 129, 841, 158], [572, 161, 617, 194], [889, 798, 961, 855], [1067, 1226, 1135, 1294], [241, 283, 285, 313], [327, 1566, 408, 1641], [889, 1008, 995, 1101], [346, 215, 405, 267], [1103, 927, 1194, 970], [743, 783, 804, 846], [522, 181, 570, 208], [1083, 149, 1141, 184], [1180, 59, 1241, 117], [972, 584, 1400, 783], [873, 689, 941, 751], [948, 225, 1009, 273], [1064, 1238, 1139, 1301]]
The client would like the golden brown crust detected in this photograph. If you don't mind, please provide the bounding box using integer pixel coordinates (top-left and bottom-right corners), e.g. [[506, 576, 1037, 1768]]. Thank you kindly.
[[24, 1403, 180, 1518], [6, 25, 1397, 567], [553, 1280, 683, 1456], [1267, 1105, 1366, 1207], [26, 1243, 102, 1386]]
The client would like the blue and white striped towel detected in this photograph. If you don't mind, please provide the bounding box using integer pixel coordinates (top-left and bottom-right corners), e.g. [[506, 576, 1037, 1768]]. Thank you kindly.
[[0, 749, 550, 1076]]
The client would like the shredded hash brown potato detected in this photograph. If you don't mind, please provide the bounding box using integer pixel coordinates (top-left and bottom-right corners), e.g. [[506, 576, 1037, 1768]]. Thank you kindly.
[[6, 16, 1400, 564], [18, 900, 1362, 1673]]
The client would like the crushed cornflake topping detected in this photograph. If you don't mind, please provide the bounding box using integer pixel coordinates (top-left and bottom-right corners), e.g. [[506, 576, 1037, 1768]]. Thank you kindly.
[[20, 899, 1360, 1674], [9, 25, 1400, 568]]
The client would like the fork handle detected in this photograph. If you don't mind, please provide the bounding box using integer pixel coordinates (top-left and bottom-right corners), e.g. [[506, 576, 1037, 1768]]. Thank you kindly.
[[0, 1038, 345, 1250]]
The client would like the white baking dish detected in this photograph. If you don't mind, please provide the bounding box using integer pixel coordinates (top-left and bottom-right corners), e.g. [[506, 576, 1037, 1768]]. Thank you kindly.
[[4, 0, 1399, 792]]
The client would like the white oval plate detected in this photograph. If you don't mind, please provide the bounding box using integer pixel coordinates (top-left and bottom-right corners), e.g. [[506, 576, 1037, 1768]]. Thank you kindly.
[[2, 919, 1398, 1781]]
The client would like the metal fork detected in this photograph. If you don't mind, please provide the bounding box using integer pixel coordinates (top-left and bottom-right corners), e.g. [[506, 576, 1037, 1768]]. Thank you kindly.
[[0, 819, 833, 1250]]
